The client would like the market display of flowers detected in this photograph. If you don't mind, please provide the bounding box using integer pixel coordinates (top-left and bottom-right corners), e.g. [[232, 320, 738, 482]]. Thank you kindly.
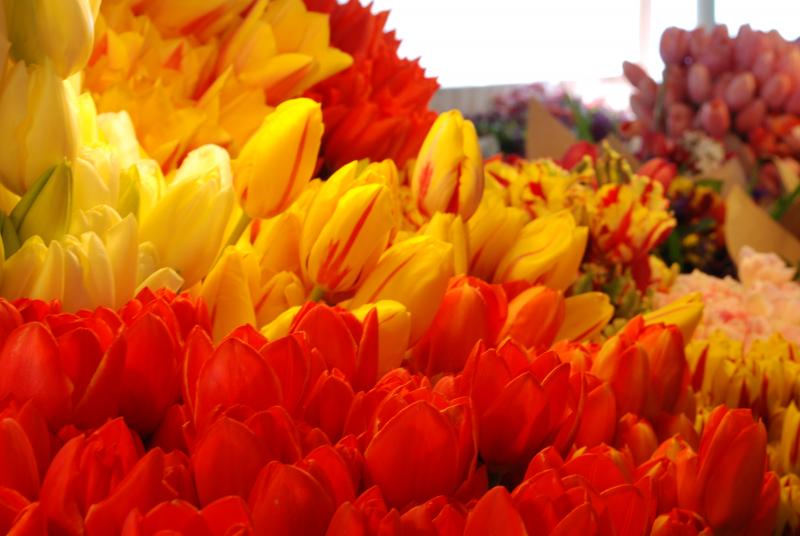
[[2, 1, 800, 534]]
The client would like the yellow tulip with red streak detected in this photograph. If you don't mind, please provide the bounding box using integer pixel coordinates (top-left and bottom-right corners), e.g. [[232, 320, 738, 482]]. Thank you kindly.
[[411, 110, 484, 220], [350, 235, 454, 343], [233, 98, 323, 219]]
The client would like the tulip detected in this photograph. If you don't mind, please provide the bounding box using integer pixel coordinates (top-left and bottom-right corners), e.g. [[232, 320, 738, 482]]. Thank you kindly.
[[779, 474, 800, 535], [651, 509, 711, 536], [592, 331, 650, 417], [201, 246, 262, 342], [8, 160, 72, 249], [467, 191, 528, 280], [233, 98, 323, 219], [249, 211, 303, 280], [0, 417, 39, 501], [420, 212, 468, 275], [248, 461, 336, 536], [351, 300, 412, 378], [38, 418, 142, 535], [643, 292, 703, 344], [412, 276, 507, 376], [456, 342, 570, 471], [494, 211, 588, 291], [464, 487, 527, 536], [680, 406, 776, 533], [616, 413, 658, 465], [555, 292, 614, 342], [254, 271, 306, 327], [411, 110, 484, 220], [572, 373, 618, 448], [139, 145, 235, 287], [638, 158, 678, 189], [498, 286, 565, 352], [350, 235, 454, 343], [2, 0, 97, 78], [119, 496, 254, 536], [304, 182, 395, 294], [635, 321, 691, 417], [0, 61, 78, 195]]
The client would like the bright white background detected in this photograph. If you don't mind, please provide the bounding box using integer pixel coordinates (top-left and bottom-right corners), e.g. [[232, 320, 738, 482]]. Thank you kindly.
[[362, 0, 799, 89]]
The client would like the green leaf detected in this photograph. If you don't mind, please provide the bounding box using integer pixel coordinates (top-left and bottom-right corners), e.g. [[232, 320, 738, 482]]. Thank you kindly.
[[771, 184, 800, 221]]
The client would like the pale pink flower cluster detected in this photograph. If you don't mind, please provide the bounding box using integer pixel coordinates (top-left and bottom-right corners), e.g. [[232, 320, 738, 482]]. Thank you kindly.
[[656, 247, 800, 348]]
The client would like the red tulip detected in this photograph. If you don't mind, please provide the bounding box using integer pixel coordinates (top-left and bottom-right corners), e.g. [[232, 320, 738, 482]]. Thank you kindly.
[[249, 462, 335, 536], [118, 312, 181, 434], [119, 495, 253, 536], [326, 486, 400, 536], [398, 494, 466, 534], [39, 418, 142, 535], [679, 406, 776, 533], [560, 141, 599, 171], [572, 372, 617, 449], [632, 320, 691, 418], [638, 158, 678, 189], [412, 276, 507, 376], [290, 303, 379, 391], [464, 486, 527, 536], [454, 341, 570, 472], [651, 508, 711, 536], [592, 332, 649, 418], [192, 337, 282, 433], [0, 418, 39, 501], [615, 414, 658, 466], [192, 416, 268, 506], [6, 501, 46, 535], [0, 487, 31, 534], [0, 399, 50, 485], [303, 370, 355, 443], [83, 449, 187, 535], [362, 382, 477, 509]]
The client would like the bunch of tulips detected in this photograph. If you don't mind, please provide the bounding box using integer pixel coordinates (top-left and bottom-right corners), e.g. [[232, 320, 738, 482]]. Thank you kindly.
[[0, 0, 797, 534]]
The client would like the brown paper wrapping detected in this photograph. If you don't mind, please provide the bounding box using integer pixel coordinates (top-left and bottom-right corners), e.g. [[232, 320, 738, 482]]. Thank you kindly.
[[725, 185, 800, 265], [525, 98, 577, 160], [700, 158, 748, 196]]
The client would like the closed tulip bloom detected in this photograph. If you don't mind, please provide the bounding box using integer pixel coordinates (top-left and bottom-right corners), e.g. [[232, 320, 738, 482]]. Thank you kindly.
[[651, 509, 711, 536], [305, 183, 395, 293], [0, 61, 78, 195], [411, 110, 484, 220], [351, 300, 412, 378], [233, 98, 323, 219], [140, 145, 235, 287], [643, 292, 703, 344], [420, 212, 468, 275], [592, 332, 650, 417], [201, 247, 260, 342], [3, 0, 98, 78], [555, 292, 614, 342], [254, 271, 306, 327], [498, 286, 565, 352], [350, 235, 454, 343], [467, 191, 528, 280], [494, 211, 588, 291], [10, 160, 72, 247]]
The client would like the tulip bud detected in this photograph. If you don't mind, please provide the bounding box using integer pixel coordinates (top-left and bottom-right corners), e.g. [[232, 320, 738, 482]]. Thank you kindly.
[[698, 98, 731, 138], [254, 271, 306, 327], [201, 247, 260, 342], [556, 292, 614, 342], [233, 98, 323, 219], [140, 145, 235, 287], [2, 0, 97, 77], [0, 61, 78, 195], [351, 300, 411, 378], [420, 212, 468, 275], [305, 183, 395, 294], [494, 211, 588, 291], [467, 191, 528, 280], [498, 286, 564, 351], [687, 63, 712, 104], [411, 110, 484, 220], [350, 236, 454, 343], [9, 161, 72, 249], [643, 292, 703, 343]]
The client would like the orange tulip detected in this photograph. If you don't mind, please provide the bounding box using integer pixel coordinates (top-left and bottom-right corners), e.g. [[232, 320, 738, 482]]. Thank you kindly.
[[592, 333, 650, 417], [651, 509, 712, 536], [498, 286, 565, 352]]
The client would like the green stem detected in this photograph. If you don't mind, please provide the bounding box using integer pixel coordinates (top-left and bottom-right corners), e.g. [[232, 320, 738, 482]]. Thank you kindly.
[[225, 211, 252, 249], [309, 286, 326, 303]]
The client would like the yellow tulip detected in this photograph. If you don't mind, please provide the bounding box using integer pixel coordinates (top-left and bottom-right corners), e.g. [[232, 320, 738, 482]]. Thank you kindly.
[[304, 182, 395, 294], [139, 145, 235, 287], [411, 110, 484, 220], [201, 246, 261, 342], [261, 304, 302, 341], [250, 211, 303, 280], [420, 212, 468, 275], [0, 60, 78, 195], [351, 300, 412, 377], [233, 97, 323, 219], [3, 0, 97, 77], [350, 235, 454, 342], [0, 209, 164, 311], [254, 270, 307, 327], [778, 474, 800, 535], [556, 292, 614, 342], [467, 190, 528, 280], [494, 211, 588, 291], [10, 160, 72, 247], [776, 403, 800, 475], [643, 292, 704, 344]]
